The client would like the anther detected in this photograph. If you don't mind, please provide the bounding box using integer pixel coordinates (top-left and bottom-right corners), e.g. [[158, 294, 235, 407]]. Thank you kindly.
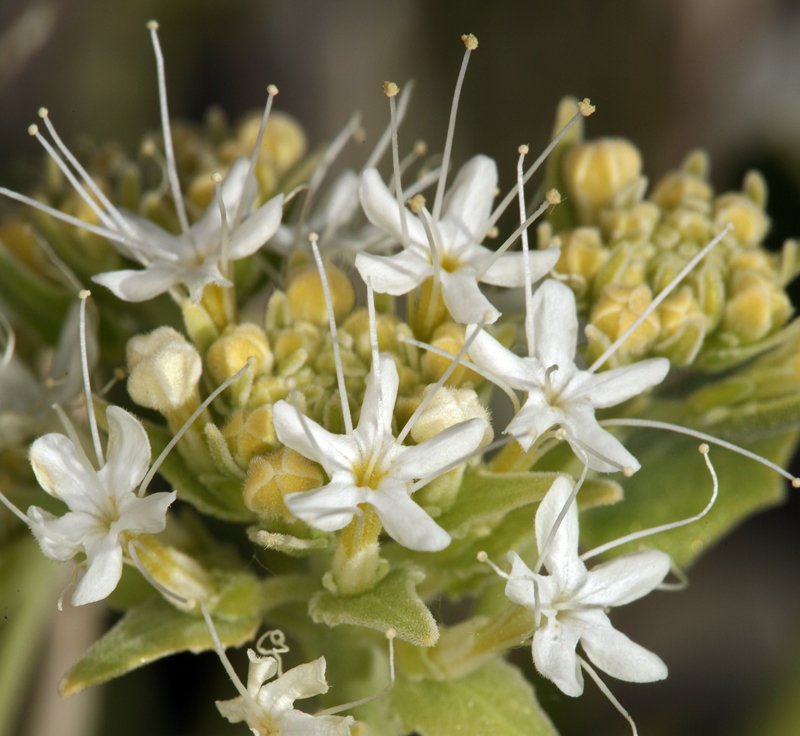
[[546, 189, 562, 205], [699, 443, 709, 455], [308, 232, 319, 243], [461, 33, 478, 50], [385, 628, 397, 640], [555, 428, 567, 441], [383, 81, 400, 98], [518, 144, 529, 155], [146, 20, 159, 30], [414, 140, 427, 156], [285, 377, 297, 391], [38, 107, 48, 119], [27, 124, 38, 136], [623, 466, 634, 477], [792, 478, 800, 488], [578, 98, 595, 117], [141, 140, 157, 157], [79, 289, 91, 299], [487, 226, 499, 239], [211, 172, 222, 183], [353, 127, 367, 144], [476, 551, 488, 562], [267, 84, 278, 96], [114, 367, 127, 380], [407, 193, 425, 214]]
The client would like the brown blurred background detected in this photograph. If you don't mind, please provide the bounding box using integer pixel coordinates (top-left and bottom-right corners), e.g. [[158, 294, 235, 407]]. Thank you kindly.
[[2, 1, 800, 735]]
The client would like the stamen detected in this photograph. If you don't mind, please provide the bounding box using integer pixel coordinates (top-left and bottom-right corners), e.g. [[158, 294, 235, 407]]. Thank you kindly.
[[212, 173, 230, 275], [37, 108, 135, 236], [255, 630, 290, 676], [57, 564, 83, 611], [234, 84, 278, 226], [310, 235, 353, 433], [657, 560, 689, 592], [79, 291, 104, 467], [127, 540, 190, 605], [396, 310, 491, 445], [384, 81, 409, 249], [480, 101, 594, 240], [200, 598, 253, 701], [567, 431, 630, 473], [543, 364, 559, 399], [363, 80, 415, 171], [582, 444, 719, 560], [416, 203, 442, 282], [138, 357, 256, 496], [315, 628, 397, 716], [432, 34, 477, 222], [393, 140, 427, 183], [589, 224, 733, 373], [533, 459, 589, 575], [476, 550, 511, 579], [518, 144, 535, 355], [397, 332, 521, 413], [599, 418, 800, 487], [576, 654, 638, 736], [148, 20, 190, 235], [361, 280, 387, 485]]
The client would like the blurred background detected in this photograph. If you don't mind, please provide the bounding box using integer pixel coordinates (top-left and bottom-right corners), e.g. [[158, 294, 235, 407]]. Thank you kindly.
[[1, 0, 800, 735]]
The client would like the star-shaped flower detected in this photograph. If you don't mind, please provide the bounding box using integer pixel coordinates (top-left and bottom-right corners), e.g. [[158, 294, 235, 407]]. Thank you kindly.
[[355, 155, 560, 324], [216, 650, 353, 736], [92, 157, 283, 302], [272, 354, 487, 551], [27, 405, 176, 606], [467, 279, 669, 472], [504, 476, 670, 696]]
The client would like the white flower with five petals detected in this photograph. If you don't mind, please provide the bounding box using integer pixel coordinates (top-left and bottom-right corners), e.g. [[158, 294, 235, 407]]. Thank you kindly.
[[92, 158, 283, 302], [467, 279, 669, 472], [27, 405, 176, 606], [504, 476, 669, 696], [216, 650, 353, 736], [355, 155, 560, 324], [273, 354, 487, 551]]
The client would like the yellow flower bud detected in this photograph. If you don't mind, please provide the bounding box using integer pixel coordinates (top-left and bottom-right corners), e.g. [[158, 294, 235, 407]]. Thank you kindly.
[[285, 263, 355, 326], [600, 201, 661, 242], [222, 406, 280, 466], [722, 270, 792, 344], [236, 111, 307, 177], [421, 323, 481, 386], [207, 323, 273, 384], [650, 171, 713, 213], [343, 308, 401, 361], [714, 192, 770, 248], [562, 138, 642, 225], [553, 227, 609, 300], [242, 447, 323, 522], [590, 283, 661, 358], [410, 385, 493, 447]]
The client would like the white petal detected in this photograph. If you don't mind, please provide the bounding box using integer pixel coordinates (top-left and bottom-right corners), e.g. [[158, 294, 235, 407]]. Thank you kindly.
[[92, 262, 180, 302], [573, 609, 668, 683], [259, 658, 328, 714], [465, 326, 541, 392], [440, 270, 500, 325], [117, 210, 194, 261], [71, 532, 123, 605], [99, 406, 151, 501], [578, 550, 671, 607], [355, 249, 431, 296], [441, 155, 497, 242], [228, 194, 284, 259], [563, 403, 640, 473], [535, 477, 586, 590], [504, 552, 560, 610], [246, 650, 279, 696], [532, 616, 584, 697], [369, 480, 451, 551], [356, 354, 399, 450], [26, 506, 83, 561], [563, 358, 670, 408], [182, 261, 233, 303], [273, 401, 357, 475], [192, 157, 251, 245], [480, 248, 561, 288], [505, 393, 563, 451], [391, 418, 486, 482], [312, 169, 360, 229], [359, 168, 427, 246], [284, 479, 366, 532], [117, 491, 176, 535], [530, 279, 578, 368]]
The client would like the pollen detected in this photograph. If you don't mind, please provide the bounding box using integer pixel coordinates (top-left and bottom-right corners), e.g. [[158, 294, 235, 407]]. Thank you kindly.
[[461, 33, 478, 50], [383, 81, 400, 98]]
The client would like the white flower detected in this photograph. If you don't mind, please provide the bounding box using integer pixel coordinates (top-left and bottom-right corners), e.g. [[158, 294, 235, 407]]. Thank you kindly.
[[92, 157, 283, 302], [272, 354, 487, 551], [505, 476, 669, 696], [355, 155, 560, 324], [27, 405, 176, 605], [216, 650, 353, 736], [467, 279, 669, 472]]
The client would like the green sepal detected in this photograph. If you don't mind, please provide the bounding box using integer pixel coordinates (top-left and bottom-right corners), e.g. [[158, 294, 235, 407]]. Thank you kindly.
[[204, 422, 246, 479], [579, 426, 799, 567], [388, 658, 557, 736], [309, 567, 439, 647]]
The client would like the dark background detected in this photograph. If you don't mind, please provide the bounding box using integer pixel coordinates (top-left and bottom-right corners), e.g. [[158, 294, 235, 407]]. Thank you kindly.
[[2, 1, 800, 735]]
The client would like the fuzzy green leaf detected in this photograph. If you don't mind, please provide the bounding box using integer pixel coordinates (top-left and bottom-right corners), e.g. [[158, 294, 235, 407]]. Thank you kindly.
[[59, 597, 259, 696], [309, 567, 438, 647], [389, 659, 557, 736], [579, 427, 799, 567]]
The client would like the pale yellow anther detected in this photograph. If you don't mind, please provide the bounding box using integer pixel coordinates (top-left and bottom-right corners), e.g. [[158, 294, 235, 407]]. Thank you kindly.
[[546, 189, 562, 205], [699, 443, 709, 454], [487, 226, 499, 239], [79, 289, 91, 299], [267, 84, 278, 96], [141, 140, 157, 157], [792, 478, 800, 488], [383, 81, 400, 98], [555, 428, 567, 441], [407, 194, 426, 214], [518, 144, 529, 155], [385, 628, 397, 640], [462, 33, 478, 50], [476, 551, 488, 562], [623, 466, 634, 477], [285, 377, 297, 391], [27, 124, 38, 136], [38, 107, 48, 119], [246, 356, 256, 367], [483, 310, 493, 323], [146, 20, 159, 30], [353, 127, 367, 145], [578, 98, 595, 116], [211, 172, 222, 183], [308, 232, 320, 243], [414, 140, 427, 156], [114, 367, 127, 380]]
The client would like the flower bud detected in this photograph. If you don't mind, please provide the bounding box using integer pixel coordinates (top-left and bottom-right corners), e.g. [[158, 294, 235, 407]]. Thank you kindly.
[[410, 385, 493, 447], [654, 287, 707, 365], [206, 323, 273, 404], [714, 192, 770, 248], [600, 201, 661, 242], [562, 138, 642, 225], [722, 270, 792, 344], [242, 447, 323, 522], [552, 227, 609, 301], [222, 406, 280, 466], [127, 327, 202, 415], [589, 283, 661, 359], [650, 170, 713, 213], [285, 263, 355, 326], [421, 323, 481, 386]]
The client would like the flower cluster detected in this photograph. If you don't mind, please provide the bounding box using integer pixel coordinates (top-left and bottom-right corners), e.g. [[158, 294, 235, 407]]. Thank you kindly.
[[0, 23, 798, 736]]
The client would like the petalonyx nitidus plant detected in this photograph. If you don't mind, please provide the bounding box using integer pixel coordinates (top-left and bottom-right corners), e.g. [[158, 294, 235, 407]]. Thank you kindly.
[[1, 22, 800, 736]]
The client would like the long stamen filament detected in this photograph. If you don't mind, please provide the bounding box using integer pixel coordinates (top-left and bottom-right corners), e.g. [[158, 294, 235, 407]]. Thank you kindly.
[[588, 224, 733, 373], [364, 81, 415, 171], [127, 540, 189, 604], [212, 173, 230, 275], [78, 291, 103, 467], [200, 599, 252, 701], [577, 654, 638, 736], [517, 145, 535, 355], [384, 82, 409, 249]]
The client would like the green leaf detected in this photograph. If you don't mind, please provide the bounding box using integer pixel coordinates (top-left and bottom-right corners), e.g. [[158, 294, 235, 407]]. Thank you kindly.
[[579, 426, 799, 567], [309, 567, 438, 647], [59, 597, 260, 696], [388, 658, 557, 736]]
